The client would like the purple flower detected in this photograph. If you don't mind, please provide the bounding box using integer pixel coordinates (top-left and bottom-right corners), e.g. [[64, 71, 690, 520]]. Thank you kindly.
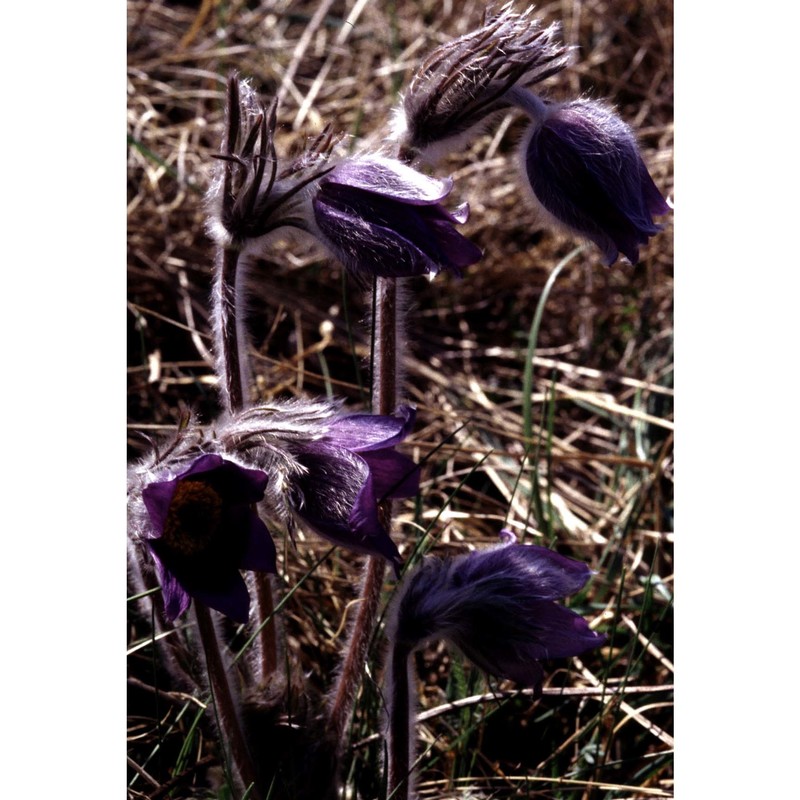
[[310, 156, 482, 279], [141, 454, 276, 623], [517, 95, 671, 265], [289, 405, 420, 570], [388, 532, 605, 689]]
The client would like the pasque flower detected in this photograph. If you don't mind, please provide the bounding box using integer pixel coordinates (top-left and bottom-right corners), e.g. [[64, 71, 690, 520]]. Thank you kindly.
[[206, 77, 481, 280], [392, 4, 570, 163], [388, 531, 605, 688], [310, 156, 482, 279], [140, 454, 276, 623], [216, 401, 421, 570], [288, 405, 420, 570], [514, 92, 671, 265]]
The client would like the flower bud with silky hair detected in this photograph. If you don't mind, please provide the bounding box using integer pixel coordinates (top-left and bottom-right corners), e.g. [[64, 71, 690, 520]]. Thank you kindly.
[[391, 3, 570, 164]]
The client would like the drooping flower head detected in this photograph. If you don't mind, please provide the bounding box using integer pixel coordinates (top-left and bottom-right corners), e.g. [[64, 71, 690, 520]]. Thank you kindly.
[[206, 76, 481, 281], [290, 405, 420, 570], [217, 400, 421, 572], [137, 453, 276, 623], [310, 156, 483, 279], [392, 3, 570, 164], [514, 92, 671, 265], [387, 530, 605, 689]]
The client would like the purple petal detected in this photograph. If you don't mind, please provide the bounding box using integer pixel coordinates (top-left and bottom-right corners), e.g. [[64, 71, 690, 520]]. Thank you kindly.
[[449, 202, 470, 225], [149, 549, 192, 622], [457, 638, 545, 688], [141, 479, 178, 538], [426, 216, 484, 270], [326, 405, 416, 452], [455, 603, 605, 686], [178, 453, 225, 479], [324, 157, 453, 205], [200, 457, 269, 504], [190, 571, 252, 624], [292, 445, 402, 566], [517, 601, 607, 659], [638, 160, 672, 217], [456, 543, 594, 600], [359, 449, 420, 499], [347, 471, 403, 568], [313, 174, 481, 279], [313, 196, 445, 278], [239, 513, 278, 574]]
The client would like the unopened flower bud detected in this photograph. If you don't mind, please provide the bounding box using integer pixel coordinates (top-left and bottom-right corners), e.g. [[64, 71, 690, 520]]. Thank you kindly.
[[514, 92, 671, 265]]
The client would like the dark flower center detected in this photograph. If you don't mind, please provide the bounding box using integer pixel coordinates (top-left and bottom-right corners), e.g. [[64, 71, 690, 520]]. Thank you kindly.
[[162, 480, 223, 557]]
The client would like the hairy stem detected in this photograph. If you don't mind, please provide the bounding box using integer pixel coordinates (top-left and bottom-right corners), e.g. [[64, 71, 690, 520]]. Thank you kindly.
[[386, 644, 414, 800], [374, 276, 399, 414], [213, 245, 280, 684], [327, 276, 401, 749], [214, 246, 247, 412], [327, 551, 389, 745], [195, 602, 263, 800], [254, 573, 278, 682]]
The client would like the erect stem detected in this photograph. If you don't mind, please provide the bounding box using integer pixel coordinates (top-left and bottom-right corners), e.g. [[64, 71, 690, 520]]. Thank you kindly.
[[374, 276, 399, 414], [327, 548, 389, 745], [253, 574, 278, 680], [327, 275, 401, 748], [195, 602, 263, 800], [214, 246, 246, 412], [213, 245, 280, 686], [386, 643, 414, 800]]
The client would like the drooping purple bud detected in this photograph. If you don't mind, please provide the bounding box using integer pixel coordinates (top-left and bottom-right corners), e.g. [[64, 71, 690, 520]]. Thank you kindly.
[[140, 454, 276, 623], [387, 533, 605, 689], [393, 5, 570, 164], [515, 93, 671, 265], [310, 156, 482, 279], [288, 405, 420, 571]]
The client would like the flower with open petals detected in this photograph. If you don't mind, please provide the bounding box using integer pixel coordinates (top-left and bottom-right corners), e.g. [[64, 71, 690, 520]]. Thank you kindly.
[[289, 405, 420, 571], [141, 454, 276, 623], [515, 93, 671, 265], [310, 156, 482, 279], [388, 531, 605, 689]]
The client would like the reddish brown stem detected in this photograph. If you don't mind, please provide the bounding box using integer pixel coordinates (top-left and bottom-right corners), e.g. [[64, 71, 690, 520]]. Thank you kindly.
[[327, 276, 400, 749], [195, 603, 262, 800]]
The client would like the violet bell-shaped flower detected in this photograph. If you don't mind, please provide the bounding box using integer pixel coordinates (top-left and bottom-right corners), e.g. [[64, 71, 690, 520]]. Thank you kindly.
[[289, 404, 420, 571], [310, 155, 482, 279], [512, 90, 671, 265], [392, 4, 570, 164], [206, 77, 481, 281], [387, 530, 605, 689], [139, 454, 276, 623], [215, 400, 420, 571]]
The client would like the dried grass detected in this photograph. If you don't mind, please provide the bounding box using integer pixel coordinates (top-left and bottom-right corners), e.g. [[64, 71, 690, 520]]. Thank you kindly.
[[128, 1, 673, 797]]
